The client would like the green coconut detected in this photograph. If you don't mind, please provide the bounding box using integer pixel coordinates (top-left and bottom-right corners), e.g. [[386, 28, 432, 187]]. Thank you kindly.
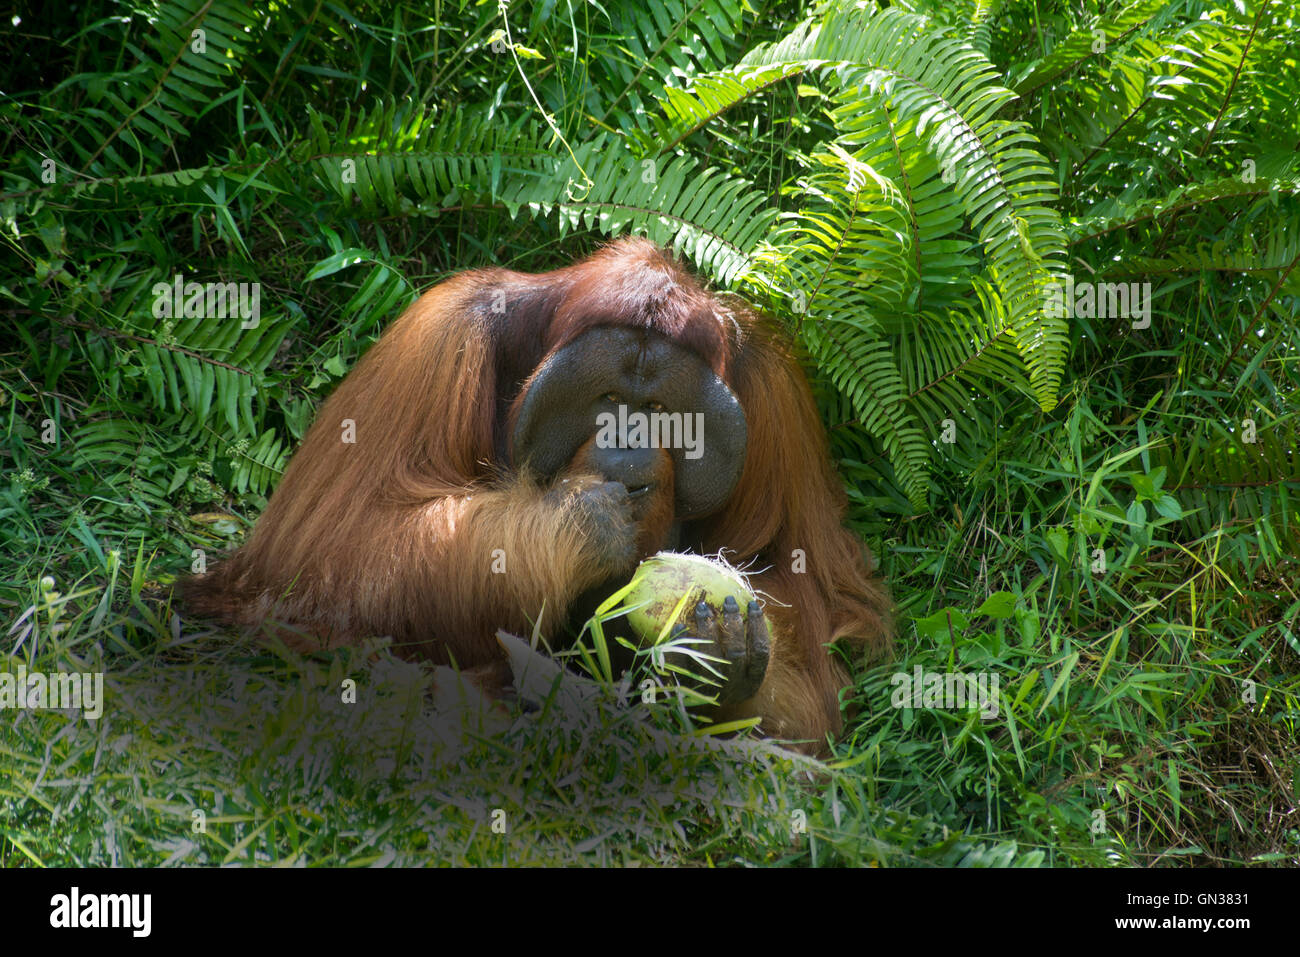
[[624, 552, 756, 644]]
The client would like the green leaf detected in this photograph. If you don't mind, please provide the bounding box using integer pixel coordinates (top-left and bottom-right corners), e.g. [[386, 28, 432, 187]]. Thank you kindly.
[[975, 591, 1018, 619]]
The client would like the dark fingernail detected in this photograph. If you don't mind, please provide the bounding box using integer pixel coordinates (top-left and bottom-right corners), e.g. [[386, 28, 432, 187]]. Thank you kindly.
[[748, 600, 762, 614], [723, 595, 739, 613]]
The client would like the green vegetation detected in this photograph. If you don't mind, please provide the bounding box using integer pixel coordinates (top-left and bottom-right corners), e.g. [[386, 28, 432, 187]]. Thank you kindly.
[[2, 0, 1297, 866]]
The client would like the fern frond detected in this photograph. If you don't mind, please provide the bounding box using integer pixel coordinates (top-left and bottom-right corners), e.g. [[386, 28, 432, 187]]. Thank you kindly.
[[502, 136, 779, 282], [64, 0, 255, 176], [592, 0, 751, 130], [651, 62, 810, 152], [304, 102, 553, 217], [1154, 423, 1300, 562], [1100, 215, 1300, 281], [1070, 175, 1300, 245], [227, 428, 289, 497], [1009, 0, 1168, 97]]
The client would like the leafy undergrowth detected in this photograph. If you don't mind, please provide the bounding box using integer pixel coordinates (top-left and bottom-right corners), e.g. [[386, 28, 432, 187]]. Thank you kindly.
[[4, 0, 1299, 868], [3, 473, 1298, 867], [1, 568, 1038, 867]]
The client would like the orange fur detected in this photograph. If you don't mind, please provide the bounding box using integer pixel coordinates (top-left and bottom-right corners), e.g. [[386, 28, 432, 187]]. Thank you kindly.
[[184, 239, 892, 752]]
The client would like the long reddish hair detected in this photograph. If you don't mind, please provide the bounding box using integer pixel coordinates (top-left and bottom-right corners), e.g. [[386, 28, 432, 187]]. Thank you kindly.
[[184, 239, 891, 747]]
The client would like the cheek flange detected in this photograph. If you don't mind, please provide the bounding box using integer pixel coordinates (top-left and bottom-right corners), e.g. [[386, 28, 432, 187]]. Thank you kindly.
[[510, 327, 747, 518]]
